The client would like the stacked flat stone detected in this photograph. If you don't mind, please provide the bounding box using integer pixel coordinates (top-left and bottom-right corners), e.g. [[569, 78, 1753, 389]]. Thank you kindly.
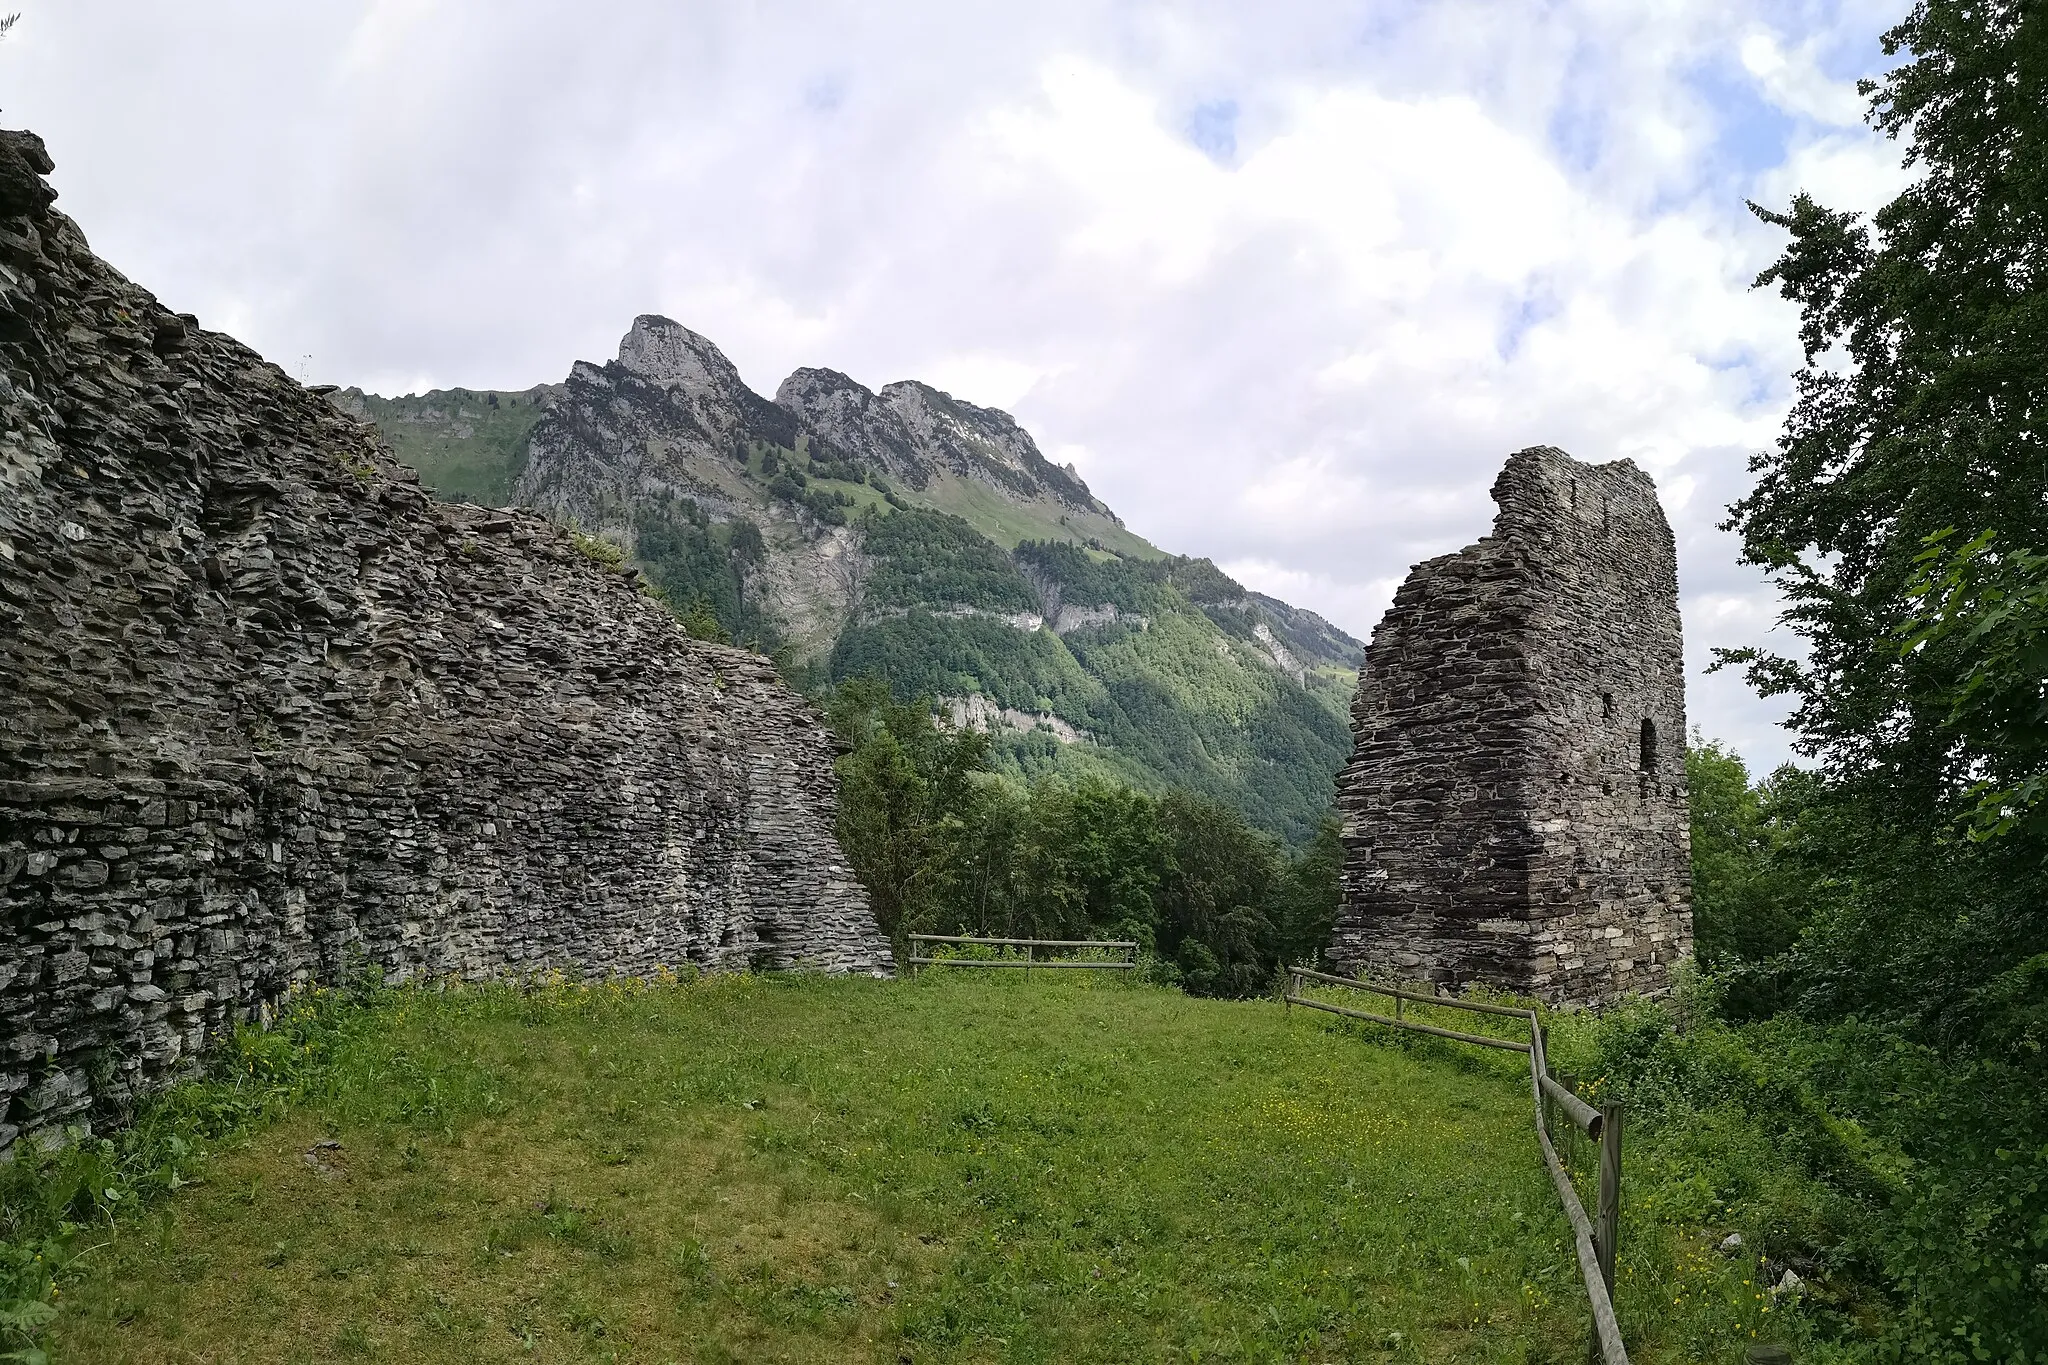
[[1330, 447, 1691, 1005], [0, 130, 891, 1156]]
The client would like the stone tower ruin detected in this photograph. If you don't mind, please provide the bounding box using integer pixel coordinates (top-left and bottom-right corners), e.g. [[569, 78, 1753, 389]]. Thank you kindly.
[[1330, 447, 1691, 1005]]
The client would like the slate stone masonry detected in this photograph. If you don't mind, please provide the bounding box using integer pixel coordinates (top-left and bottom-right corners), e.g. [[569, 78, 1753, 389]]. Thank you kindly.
[[1330, 447, 1691, 1005], [0, 131, 890, 1155]]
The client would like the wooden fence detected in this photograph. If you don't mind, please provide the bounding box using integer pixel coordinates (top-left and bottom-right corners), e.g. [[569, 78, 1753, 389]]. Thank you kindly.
[[1285, 966, 1629, 1365], [906, 934, 1139, 976]]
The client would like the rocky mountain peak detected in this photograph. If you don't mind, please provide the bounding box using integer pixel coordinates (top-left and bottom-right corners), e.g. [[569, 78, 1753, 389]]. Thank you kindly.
[[876, 380, 1109, 516], [615, 313, 750, 394], [776, 366, 869, 405], [545, 319, 1108, 516], [513, 315, 796, 533], [776, 366, 934, 488]]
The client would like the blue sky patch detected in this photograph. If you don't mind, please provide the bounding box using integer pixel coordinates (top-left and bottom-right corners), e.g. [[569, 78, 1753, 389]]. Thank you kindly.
[[803, 73, 847, 114], [1686, 55, 1801, 185], [1188, 99, 1239, 163], [1497, 290, 1562, 361]]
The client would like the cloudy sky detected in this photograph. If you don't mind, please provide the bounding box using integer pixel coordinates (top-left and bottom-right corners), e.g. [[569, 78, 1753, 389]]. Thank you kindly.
[[3, 1, 1915, 769]]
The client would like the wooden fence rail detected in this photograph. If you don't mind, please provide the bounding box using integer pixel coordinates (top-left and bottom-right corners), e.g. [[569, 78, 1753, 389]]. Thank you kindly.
[[906, 934, 1139, 976], [1286, 966, 1629, 1365]]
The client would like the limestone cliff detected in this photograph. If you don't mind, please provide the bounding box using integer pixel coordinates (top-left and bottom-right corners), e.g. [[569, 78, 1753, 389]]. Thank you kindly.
[[0, 132, 889, 1155], [777, 366, 1111, 512]]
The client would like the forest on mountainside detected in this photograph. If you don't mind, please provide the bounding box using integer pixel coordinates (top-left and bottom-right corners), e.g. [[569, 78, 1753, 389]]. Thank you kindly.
[[824, 522, 1355, 842]]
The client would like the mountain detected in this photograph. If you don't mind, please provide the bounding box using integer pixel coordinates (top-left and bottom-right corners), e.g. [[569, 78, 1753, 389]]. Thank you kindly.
[[334, 315, 1363, 840]]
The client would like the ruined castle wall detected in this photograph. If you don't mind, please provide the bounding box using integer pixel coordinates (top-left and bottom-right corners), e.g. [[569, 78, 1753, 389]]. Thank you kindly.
[[1331, 447, 1690, 1004], [0, 132, 890, 1154]]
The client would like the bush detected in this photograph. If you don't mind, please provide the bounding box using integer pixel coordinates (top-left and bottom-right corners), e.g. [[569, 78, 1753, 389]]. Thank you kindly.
[[567, 524, 625, 570], [1538, 939, 2048, 1359]]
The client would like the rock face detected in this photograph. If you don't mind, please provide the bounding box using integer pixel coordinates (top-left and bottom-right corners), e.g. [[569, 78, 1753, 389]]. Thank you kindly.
[[773, 368, 935, 489], [510, 316, 863, 658], [1329, 447, 1691, 1005], [0, 133, 889, 1155], [516, 318, 1113, 533], [775, 367, 1111, 512], [516, 314, 801, 531]]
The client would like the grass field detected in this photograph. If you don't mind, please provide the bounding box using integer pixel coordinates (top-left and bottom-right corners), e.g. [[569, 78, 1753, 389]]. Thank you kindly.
[[916, 471, 1163, 560], [342, 388, 560, 507], [11, 973, 1797, 1364]]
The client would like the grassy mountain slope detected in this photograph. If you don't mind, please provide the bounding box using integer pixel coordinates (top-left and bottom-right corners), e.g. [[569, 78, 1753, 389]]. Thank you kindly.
[[333, 319, 1362, 840], [332, 385, 562, 506], [917, 466, 1160, 560]]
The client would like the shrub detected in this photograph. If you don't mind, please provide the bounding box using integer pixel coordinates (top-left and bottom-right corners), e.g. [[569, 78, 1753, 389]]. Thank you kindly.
[[567, 524, 625, 570]]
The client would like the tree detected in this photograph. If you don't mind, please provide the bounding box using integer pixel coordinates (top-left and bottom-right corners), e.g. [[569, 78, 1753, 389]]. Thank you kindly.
[[1719, 10, 2048, 1351], [1903, 528, 2048, 837], [1725, 0, 2048, 804], [826, 678, 993, 944], [1011, 777, 1163, 943], [1273, 813, 1342, 969], [1155, 791, 1282, 997], [1723, 0, 2048, 1019], [1681, 738, 1823, 1000], [823, 672, 1346, 996], [950, 775, 1030, 938]]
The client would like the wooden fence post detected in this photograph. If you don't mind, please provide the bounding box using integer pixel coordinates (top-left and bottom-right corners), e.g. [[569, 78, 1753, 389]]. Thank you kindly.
[[1560, 1072, 1585, 1215], [1589, 1100, 1623, 1361]]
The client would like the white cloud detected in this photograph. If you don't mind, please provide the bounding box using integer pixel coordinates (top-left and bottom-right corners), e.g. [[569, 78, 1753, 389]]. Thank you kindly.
[[1221, 558, 1406, 636], [0, 0, 1923, 770], [918, 355, 1058, 411], [1740, 29, 1870, 127], [1758, 129, 1917, 217]]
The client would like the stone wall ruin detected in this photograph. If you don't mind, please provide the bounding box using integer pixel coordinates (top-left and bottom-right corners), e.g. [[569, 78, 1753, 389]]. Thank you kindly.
[[1330, 446, 1691, 1005], [0, 131, 890, 1155]]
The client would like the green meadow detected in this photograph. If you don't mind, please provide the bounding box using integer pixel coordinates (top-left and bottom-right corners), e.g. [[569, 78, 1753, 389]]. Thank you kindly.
[[6, 973, 1792, 1364]]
